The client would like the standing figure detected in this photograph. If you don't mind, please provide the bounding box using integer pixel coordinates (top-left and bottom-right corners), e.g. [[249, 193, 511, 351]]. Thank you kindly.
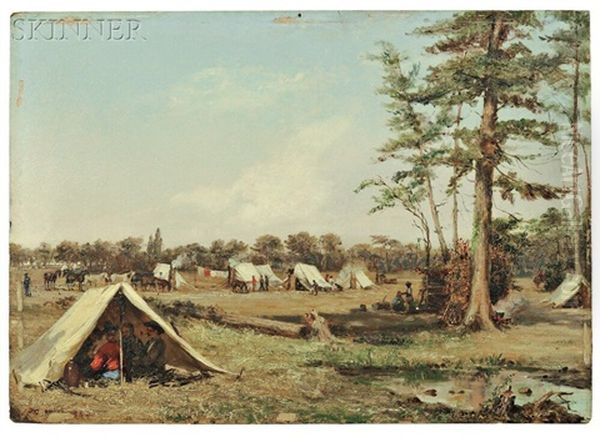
[[251, 275, 257, 292], [23, 273, 31, 297], [259, 275, 265, 291], [264, 275, 270, 291]]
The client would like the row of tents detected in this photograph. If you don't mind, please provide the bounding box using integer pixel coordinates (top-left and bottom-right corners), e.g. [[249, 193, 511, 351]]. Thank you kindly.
[[156, 260, 589, 306], [226, 260, 375, 291], [151, 260, 376, 292]]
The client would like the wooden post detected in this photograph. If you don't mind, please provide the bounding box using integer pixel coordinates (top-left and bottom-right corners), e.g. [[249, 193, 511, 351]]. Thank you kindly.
[[15, 279, 24, 351], [13, 276, 25, 392], [583, 321, 591, 367]]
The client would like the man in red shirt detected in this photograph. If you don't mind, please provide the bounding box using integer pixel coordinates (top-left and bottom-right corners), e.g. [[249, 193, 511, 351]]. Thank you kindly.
[[89, 324, 121, 380]]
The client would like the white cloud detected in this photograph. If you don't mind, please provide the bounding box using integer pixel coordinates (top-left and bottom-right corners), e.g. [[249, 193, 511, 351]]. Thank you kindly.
[[170, 116, 352, 235], [166, 66, 328, 116]]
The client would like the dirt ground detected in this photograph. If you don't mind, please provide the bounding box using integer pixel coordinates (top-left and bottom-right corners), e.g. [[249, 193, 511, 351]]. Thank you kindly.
[[9, 268, 592, 423]]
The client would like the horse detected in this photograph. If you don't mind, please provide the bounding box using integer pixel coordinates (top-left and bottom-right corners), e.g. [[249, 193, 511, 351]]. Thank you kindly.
[[65, 269, 88, 291], [155, 278, 172, 292], [231, 279, 249, 294], [85, 272, 110, 288], [110, 271, 134, 283], [43, 270, 60, 290], [131, 271, 155, 290]]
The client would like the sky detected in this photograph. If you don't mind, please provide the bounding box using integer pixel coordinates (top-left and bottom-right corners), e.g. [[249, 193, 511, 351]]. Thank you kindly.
[[10, 11, 585, 249]]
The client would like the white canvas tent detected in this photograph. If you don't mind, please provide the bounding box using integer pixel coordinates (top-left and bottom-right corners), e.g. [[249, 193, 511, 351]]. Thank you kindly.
[[293, 263, 332, 290], [11, 282, 231, 387], [335, 264, 375, 289], [154, 263, 191, 289], [546, 273, 590, 308], [255, 264, 283, 286], [231, 262, 262, 283]]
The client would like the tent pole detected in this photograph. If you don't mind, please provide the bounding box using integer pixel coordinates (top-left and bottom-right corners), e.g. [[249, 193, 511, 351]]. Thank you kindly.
[[117, 290, 125, 385], [119, 326, 124, 385]]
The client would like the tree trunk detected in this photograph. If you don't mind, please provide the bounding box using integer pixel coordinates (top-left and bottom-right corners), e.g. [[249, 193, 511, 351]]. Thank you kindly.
[[581, 143, 591, 281], [419, 146, 450, 260], [452, 103, 464, 248], [463, 15, 502, 331], [571, 42, 584, 277]]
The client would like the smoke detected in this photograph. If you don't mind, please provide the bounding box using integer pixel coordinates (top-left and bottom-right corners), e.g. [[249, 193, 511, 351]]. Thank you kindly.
[[171, 253, 187, 269]]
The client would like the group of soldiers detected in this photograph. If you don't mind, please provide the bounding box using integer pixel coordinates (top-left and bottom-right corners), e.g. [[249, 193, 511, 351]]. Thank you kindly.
[[72, 320, 166, 384], [251, 274, 271, 291]]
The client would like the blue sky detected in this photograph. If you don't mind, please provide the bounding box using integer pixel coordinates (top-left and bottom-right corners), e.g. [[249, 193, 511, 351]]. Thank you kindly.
[[10, 11, 581, 248]]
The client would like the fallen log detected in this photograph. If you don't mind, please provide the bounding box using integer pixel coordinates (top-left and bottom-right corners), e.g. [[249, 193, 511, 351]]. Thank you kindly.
[[148, 298, 306, 338], [212, 311, 306, 338]]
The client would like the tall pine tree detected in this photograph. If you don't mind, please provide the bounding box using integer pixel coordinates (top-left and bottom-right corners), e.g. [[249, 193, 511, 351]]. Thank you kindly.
[[418, 12, 564, 329]]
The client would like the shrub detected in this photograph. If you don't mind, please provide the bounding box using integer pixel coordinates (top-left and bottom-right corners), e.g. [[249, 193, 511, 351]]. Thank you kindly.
[[541, 260, 566, 291]]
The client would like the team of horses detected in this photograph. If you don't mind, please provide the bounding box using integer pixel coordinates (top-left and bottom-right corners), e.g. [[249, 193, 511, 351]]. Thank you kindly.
[[41, 269, 173, 292]]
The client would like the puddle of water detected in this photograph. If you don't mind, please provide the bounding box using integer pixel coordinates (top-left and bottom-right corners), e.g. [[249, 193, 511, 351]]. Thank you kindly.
[[385, 370, 591, 419]]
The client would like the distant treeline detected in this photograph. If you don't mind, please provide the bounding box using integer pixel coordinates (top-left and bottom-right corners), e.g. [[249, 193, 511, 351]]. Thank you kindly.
[[10, 207, 575, 276]]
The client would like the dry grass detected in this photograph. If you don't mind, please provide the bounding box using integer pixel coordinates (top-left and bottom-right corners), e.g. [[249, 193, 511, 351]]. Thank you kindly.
[[9, 269, 591, 423]]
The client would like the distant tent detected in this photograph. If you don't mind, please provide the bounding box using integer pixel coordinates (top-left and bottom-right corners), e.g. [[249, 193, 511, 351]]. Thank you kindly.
[[11, 282, 231, 387], [293, 263, 332, 290], [231, 262, 262, 284], [255, 264, 283, 286], [335, 264, 375, 290], [546, 273, 590, 308], [154, 263, 190, 289]]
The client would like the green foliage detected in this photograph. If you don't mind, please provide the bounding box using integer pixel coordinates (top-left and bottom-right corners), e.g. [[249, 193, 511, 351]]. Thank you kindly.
[[251, 234, 285, 266], [541, 260, 567, 292], [416, 11, 564, 200]]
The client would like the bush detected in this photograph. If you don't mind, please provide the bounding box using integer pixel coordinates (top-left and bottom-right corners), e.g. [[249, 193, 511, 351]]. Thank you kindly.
[[439, 239, 516, 325], [541, 260, 566, 292]]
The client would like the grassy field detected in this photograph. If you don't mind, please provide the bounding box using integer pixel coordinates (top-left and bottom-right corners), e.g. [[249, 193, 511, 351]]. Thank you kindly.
[[9, 268, 592, 423]]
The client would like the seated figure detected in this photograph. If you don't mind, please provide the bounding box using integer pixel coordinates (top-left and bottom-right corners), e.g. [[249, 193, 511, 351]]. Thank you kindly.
[[89, 323, 121, 380]]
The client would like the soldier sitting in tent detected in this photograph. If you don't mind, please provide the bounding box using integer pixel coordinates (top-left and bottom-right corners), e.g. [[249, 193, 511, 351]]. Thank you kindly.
[[138, 321, 167, 377], [122, 322, 144, 382], [74, 327, 103, 378], [89, 323, 121, 380]]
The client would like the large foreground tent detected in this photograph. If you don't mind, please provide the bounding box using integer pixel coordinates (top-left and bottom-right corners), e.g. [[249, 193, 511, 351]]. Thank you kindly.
[[293, 263, 332, 290], [335, 264, 375, 290], [154, 262, 191, 289], [12, 282, 231, 387], [255, 264, 283, 286], [546, 273, 591, 308]]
